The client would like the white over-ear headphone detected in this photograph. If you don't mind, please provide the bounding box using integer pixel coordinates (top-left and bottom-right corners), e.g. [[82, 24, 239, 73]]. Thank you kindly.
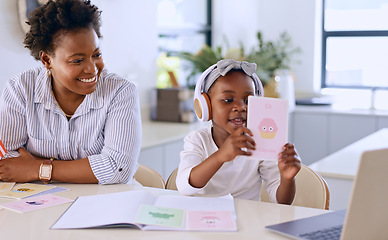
[[193, 62, 264, 122]]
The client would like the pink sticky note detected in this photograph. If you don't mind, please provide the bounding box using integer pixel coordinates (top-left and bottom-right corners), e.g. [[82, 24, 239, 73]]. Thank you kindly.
[[0, 194, 73, 213], [247, 96, 288, 160]]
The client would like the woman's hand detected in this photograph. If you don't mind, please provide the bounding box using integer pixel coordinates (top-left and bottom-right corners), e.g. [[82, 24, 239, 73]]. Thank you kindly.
[[277, 143, 301, 181], [0, 148, 42, 182]]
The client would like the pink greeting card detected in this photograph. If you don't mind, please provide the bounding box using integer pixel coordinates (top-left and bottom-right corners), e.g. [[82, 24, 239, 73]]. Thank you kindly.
[[186, 210, 237, 231], [247, 96, 288, 160], [0, 194, 73, 213]]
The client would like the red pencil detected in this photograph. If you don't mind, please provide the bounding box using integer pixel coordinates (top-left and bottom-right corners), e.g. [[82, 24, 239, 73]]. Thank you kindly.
[[0, 139, 7, 158]]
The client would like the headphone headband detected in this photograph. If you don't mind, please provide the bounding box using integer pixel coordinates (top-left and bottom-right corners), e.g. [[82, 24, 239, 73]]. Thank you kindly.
[[193, 60, 264, 122]]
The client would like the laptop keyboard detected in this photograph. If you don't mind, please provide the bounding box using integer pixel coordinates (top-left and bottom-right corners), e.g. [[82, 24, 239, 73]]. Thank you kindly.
[[298, 225, 343, 240]]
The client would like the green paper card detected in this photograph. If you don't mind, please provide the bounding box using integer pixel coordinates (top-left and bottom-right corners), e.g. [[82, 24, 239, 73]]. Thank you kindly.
[[135, 204, 184, 229]]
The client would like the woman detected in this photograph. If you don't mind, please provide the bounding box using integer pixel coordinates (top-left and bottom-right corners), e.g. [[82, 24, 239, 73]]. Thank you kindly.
[[0, 0, 142, 184]]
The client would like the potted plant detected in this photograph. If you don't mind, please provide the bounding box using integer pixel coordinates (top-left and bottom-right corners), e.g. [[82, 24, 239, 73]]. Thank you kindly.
[[246, 31, 301, 98], [175, 31, 301, 97], [177, 45, 224, 89]]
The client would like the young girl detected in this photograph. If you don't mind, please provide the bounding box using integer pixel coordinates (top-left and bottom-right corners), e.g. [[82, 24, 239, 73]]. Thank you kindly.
[[176, 59, 301, 204]]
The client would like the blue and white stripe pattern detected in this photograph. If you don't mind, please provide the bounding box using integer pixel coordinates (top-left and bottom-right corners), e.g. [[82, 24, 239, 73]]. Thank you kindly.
[[0, 67, 142, 184]]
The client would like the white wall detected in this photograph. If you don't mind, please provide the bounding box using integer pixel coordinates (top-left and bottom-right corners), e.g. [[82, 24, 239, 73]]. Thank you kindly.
[[0, 0, 322, 111], [213, 0, 322, 96], [212, 0, 261, 52], [0, 1, 41, 90], [0, 0, 158, 109], [97, 0, 158, 107]]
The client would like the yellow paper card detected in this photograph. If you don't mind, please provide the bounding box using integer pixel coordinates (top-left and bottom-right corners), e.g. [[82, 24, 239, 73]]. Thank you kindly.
[[0, 183, 55, 199], [0, 182, 15, 191]]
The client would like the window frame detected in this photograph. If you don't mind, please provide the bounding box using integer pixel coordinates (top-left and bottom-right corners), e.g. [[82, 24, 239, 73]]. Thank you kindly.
[[321, 0, 388, 90]]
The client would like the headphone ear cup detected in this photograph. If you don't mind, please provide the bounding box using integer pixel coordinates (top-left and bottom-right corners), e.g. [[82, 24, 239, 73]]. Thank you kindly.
[[194, 97, 203, 120], [194, 92, 212, 121], [202, 92, 212, 121], [193, 63, 217, 121]]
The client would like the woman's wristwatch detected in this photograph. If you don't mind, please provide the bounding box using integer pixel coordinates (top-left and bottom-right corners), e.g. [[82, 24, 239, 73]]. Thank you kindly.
[[39, 158, 53, 184]]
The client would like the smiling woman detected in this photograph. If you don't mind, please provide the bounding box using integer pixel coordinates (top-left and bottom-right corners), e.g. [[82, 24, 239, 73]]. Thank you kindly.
[[39, 28, 104, 114], [0, 0, 142, 185]]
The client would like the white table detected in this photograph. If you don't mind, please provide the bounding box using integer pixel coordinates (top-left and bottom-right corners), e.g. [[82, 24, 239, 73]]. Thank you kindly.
[[309, 128, 388, 210], [0, 183, 327, 240]]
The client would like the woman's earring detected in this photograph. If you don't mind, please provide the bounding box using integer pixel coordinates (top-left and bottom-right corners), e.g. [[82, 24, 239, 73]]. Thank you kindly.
[[46, 68, 51, 77]]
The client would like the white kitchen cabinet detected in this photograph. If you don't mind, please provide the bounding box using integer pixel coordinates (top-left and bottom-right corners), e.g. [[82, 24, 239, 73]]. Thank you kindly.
[[139, 119, 205, 181], [328, 114, 375, 153], [138, 140, 184, 180], [291, 106, 388, 165], [377, 116, 388, 129], [292, 112, 329, 165], [309, 129, 388, 210], [138, 145, 164, 178], [164, 140, 184, 179]]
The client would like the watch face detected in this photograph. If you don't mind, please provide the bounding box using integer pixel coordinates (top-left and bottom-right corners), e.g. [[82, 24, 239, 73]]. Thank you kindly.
[[41, 166, 51, 178], [40, 163, 52, 181]]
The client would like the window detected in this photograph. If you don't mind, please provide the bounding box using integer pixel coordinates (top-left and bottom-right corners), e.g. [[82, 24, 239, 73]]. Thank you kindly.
[[322, 0, 388, 90], [157, 0, 211, 53], [156, 0, 211, 88]]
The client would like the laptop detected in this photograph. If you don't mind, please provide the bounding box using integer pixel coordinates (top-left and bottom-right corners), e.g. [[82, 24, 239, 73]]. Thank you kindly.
[[265, 148, 388, 240]]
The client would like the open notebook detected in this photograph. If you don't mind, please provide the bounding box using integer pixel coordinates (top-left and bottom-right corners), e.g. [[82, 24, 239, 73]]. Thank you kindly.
[[51, 190, 236, 231], [266, 147, 388, 240]]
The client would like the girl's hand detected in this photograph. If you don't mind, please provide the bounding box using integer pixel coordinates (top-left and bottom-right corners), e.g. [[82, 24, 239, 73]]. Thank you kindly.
[[0, 148, 41, 182], [217, 127, 256, 163], [277, 143, 301, 181]]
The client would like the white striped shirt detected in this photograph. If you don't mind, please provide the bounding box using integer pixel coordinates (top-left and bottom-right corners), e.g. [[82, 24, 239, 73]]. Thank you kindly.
[[0, 67, 142, 184]]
